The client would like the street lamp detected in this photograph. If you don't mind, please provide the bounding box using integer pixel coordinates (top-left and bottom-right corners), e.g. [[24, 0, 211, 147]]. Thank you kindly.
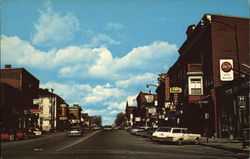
[[146, 84, 158, 94], [50, 88, 55, 132]]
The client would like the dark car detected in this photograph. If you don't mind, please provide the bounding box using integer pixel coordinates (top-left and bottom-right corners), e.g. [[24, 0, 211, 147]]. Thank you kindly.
[[67, 126, 83, 137], [138, 128, 158, 138], [103, 125, 113, 130]]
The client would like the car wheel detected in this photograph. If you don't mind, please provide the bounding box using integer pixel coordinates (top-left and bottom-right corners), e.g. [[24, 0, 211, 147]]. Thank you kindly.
[[177, 139, 183, 146], [194, 138, 199, 145]]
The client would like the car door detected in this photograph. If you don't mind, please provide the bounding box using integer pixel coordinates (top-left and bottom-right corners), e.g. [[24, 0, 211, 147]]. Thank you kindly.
[[172, 128, 183, 141], [182, 129, 190, 142]]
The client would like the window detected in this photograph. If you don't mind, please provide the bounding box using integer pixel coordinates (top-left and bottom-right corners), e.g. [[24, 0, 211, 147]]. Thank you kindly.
[[188, 76, 203, 95], [157, 128, 171, 132], [172, 129, 181, 133]]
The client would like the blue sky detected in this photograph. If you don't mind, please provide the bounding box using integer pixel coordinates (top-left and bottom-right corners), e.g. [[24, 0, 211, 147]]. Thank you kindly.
[[1, 0, 249, 125]]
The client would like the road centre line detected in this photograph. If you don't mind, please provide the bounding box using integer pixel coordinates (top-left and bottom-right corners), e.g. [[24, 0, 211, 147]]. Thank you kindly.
[[56, 130, 101, 151]]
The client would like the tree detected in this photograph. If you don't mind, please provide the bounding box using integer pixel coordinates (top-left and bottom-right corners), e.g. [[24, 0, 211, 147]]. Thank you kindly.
[[90, 116, 102, 127], [115, 112, 126, 126]]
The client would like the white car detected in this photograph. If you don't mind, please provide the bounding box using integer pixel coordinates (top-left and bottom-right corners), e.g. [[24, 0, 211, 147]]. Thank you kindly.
[[29, 128, 42, 136], [151, 127, 201, 145]]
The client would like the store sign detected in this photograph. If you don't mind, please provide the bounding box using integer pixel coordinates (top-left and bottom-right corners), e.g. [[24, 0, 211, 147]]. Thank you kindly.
[[135, 117, 141, 122], [59, 117, 67, 120], [30, 109, 41, 113], [33, 99, 41, 105], [238, 96, 246, 106], [148, 108, 156, 114], [170, 87, 182, 93], [220, 59, 234, 81], [165, 102, 171, 108], [145, 95, 154, 103]]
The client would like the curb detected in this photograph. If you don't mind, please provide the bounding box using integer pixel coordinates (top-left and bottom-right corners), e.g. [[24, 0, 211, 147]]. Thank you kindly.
[[200, 143, 250, 154]]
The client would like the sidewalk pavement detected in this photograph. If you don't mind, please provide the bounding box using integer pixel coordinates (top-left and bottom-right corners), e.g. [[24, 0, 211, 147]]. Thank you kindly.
[[200, 137, 250, 154]]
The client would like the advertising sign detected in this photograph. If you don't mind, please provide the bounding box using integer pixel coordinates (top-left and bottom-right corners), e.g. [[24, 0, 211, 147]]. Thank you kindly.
[[59, 117, 67, 120], [220, 59, 234, 81], [148, 108, 156, 114], [135, 117, 141, 122], [33, 99, 41, 105], [30, 109, 41, 113], [145, 95, 154, 103], [170, 87, 182, 93]]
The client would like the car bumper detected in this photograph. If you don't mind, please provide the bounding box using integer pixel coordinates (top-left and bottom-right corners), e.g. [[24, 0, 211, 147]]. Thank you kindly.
[[67, 133, 82, 136], [151, 136, 173, 142]]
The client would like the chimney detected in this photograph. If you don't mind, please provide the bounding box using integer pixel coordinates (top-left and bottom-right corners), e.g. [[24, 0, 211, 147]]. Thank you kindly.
[[5, 64, 11, 69], [186, 25, 196, 39]]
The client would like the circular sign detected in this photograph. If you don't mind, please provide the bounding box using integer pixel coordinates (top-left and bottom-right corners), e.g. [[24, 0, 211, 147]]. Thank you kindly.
[[221, 62, 232, 72]]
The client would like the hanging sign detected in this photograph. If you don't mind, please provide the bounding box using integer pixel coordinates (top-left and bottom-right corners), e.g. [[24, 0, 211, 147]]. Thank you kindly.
[[220, 59, 234, 81]]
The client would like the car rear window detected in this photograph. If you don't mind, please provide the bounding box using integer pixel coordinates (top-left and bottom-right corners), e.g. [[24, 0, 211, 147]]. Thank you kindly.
[[157, 128, 171, 132]]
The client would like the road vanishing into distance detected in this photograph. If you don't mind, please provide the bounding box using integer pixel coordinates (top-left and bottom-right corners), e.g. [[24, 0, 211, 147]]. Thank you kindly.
[[1, 130, 248, 159]]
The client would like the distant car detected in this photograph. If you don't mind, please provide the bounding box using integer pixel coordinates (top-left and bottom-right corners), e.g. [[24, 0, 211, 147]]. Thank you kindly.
[[139, 127, 158, 138], [92, 126, 101, 130], [131, 127, 147, 135], [29, 128, 42, 136], [103, 125, 113, 130], [67, 126, 83, 137], [151, 127, 201, 145]]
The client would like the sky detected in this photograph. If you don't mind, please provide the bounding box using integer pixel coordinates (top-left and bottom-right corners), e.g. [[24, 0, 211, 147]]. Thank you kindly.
[[1, 0, 249, 125]]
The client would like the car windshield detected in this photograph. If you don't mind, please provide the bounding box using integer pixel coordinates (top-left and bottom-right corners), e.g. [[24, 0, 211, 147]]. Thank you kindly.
[[157, 128, 171, 132]]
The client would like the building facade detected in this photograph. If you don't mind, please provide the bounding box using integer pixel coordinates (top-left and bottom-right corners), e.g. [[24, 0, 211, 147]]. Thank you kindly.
[[165, 14, 249, 137], [136, 91, 158, 127], [0, 65, 40, 130]]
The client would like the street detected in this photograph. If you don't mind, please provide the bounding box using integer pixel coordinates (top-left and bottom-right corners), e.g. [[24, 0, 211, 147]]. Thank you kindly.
[[1, 130, 248, 159]]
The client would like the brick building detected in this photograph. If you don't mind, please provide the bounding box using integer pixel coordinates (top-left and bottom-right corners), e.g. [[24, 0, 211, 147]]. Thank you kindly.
[[136, 91, 158, 127], [125, 101, 138, 127], [166, 14, 249, 137], [68, 104, 82, 124], [0, 65, 40, 129]]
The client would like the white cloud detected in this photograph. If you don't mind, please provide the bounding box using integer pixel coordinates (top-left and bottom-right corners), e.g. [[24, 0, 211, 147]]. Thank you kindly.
[[115, 73, 157, 88], [105, 22, 123, 30], [31, 1, 80, 47], [83, 83, 126, 104], [40, 82, 92, 104], [2, 35, 178, 83]]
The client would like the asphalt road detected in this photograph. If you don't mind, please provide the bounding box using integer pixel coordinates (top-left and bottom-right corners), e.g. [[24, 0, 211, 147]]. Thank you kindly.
[[1, 130, 249, 159]]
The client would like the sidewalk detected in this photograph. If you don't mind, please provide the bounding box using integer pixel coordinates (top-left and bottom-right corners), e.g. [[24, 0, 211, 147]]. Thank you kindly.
[[200, 137, 250, 154]]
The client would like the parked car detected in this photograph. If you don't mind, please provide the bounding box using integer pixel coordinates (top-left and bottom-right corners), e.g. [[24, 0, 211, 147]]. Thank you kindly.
[[151, 127, 201, 145], [0, 129, 15, 142], [92, 126, 101, 130], [103, 125, 113, 130], [15, 129, 28, 140], [131, 127, 147, 135], [139, 127, 158, 138], [67, 126, 83, 137], [25, 129, 36, 139], [29, 128, 42, 136]]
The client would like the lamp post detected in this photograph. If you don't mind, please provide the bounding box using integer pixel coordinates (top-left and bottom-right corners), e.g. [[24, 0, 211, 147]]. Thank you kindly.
[[51, 88, 54, 132]]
